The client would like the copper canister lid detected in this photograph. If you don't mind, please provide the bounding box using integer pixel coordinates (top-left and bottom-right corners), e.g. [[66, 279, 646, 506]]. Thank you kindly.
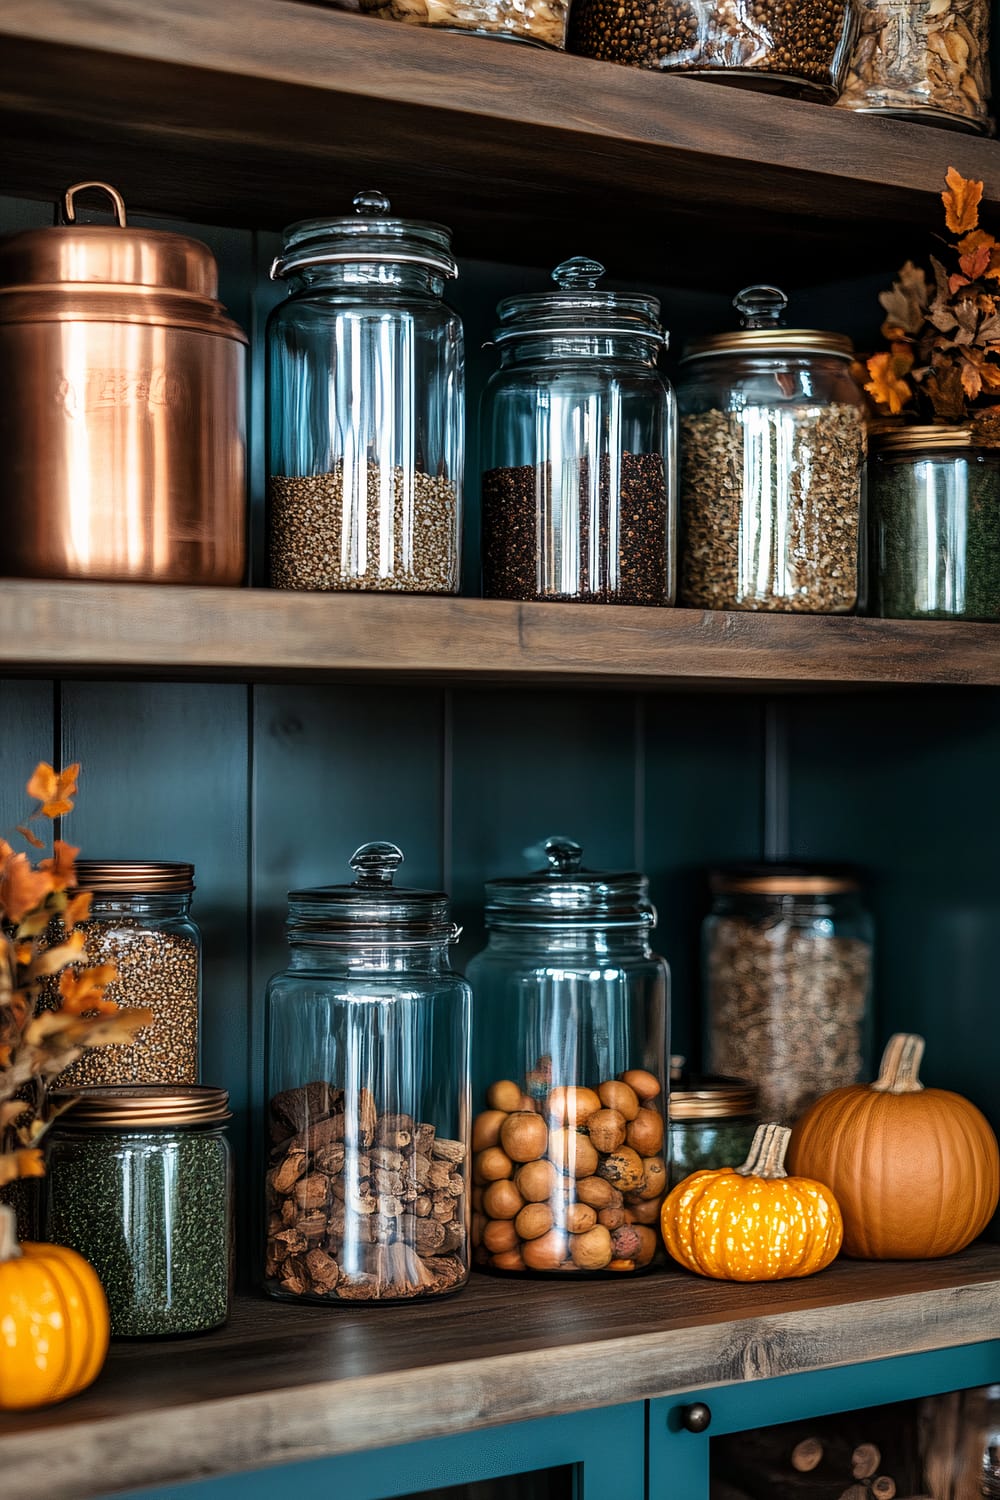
[[670, 1076, 758, 1121], [73, 859, 195, 894], [710, 863, 860, 896], [873, 424, 975, 453], [48, 1085, 230, 1128]]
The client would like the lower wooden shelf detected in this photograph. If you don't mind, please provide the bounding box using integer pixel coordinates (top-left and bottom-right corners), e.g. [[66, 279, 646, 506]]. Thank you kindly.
[[2, 1247, 1000, 1497], [1, 579, 999, 688]]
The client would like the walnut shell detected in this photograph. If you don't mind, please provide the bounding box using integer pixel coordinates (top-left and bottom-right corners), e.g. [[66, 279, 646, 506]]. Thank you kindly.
[[619, 1069, 660, 1102], [547, 1085, 602, 1128], [626, 1108, 664, 1157], [598, 1080, 640, 1121], [486, 1080, 523, 1112], [522, 1227, 570, 1270], [482, 1217, 519, 1253], [549, 1126, 599, 1179], [516, 1158, 559, 1203], [515, 1202, 554, 1241], [474, 1146, 514, 1183], [472, 1109, 508, 1152], [569, 1224, 614, 1270], [597, 1146, 645, 1192], [586, 1108, 627, 1154], [500, 1111, 549, 1163], [482, 1179, 524, 1220]]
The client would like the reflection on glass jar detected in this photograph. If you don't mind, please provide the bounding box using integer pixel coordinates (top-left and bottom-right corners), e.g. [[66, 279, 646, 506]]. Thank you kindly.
[[468, 837, 670, 1275], [704, 865, 873, 1123], [264, 843, 471, 1305], [267, 191, 464, 595], [870, 427, 1000, 620], [481, 258, 677, 606], [678, 285, 867, 614]]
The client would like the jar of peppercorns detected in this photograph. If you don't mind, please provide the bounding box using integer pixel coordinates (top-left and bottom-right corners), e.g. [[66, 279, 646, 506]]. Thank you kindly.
[[568, 0, 857, 102], [467, 837, 670, 1275], [480, 257, 677, 606]]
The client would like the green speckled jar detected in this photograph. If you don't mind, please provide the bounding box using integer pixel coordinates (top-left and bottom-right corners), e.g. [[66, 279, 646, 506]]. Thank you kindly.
[[44, 1085, 232, 1338], [668, 1075, 758, 1188]]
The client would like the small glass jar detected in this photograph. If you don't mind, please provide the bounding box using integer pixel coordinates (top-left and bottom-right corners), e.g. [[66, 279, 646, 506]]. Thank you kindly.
[[480, 257, 677, 606], [358, 0, 570, 48], [568, 0, 856, 101], [44, 1086, 232, 1338], [467, 837, 670, 1275], [837, 0, 992, 134], [678, 285, 868, 613], [264, 842, 471, 1305], [267, 190, 464, 595], [870, 426, 1000, 620], [705, 865, 874, 1123], [668, 1074, 759, 1188], [50, 860, 201, 1088]]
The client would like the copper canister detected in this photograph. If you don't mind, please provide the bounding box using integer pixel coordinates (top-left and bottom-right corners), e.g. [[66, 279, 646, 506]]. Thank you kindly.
[[0, 182, 247, 584]]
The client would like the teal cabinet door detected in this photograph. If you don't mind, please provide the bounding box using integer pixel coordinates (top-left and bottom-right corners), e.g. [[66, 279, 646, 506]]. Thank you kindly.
[[649, 1342, 1000, 1499], [102, 1402, 646, 1500]]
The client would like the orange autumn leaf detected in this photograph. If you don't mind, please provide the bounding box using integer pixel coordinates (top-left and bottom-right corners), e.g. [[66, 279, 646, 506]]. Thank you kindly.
[[0, 1147, 45, 1187], [62, 890, 93, 931], [0, 850, 54, 924], [30, 928, 86, 977], [26, 761, 80, 819], [866, 350, 914, 414], [15, 824, 44, 850], [942, 168, 983, 236], [960, 243, 993, 283], [39, 839, 80, 892], [58, 963, 118, 1016]]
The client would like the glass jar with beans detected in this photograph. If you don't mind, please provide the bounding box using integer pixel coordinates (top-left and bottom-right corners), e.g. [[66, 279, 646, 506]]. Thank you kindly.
[[467, 837, 670, 1275], [480, 257, 677, 607]]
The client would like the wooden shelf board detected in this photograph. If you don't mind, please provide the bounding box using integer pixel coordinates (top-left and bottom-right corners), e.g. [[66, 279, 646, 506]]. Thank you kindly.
[[2, 1248, 1000, 1497], [1, 0, 998, 283], [0, 580, 998, 688]]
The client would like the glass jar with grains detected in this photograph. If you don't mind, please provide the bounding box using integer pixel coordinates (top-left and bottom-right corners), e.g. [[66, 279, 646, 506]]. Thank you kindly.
[[677, 285, 868, 613], [264, 842, 471, 1305], [467, 837, 670, 1275], [47, 860, 201, 1088], [704, 865, 874, 1124], [869, 426, 1000, 620], [837, 0, 992, 134], [267, 190, 464, 595], [568, 0, 856, 101], [44, 1086, 233, 1338], [480, 258, 677, 606]]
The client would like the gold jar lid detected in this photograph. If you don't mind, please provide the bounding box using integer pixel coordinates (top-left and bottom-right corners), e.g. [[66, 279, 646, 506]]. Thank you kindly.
[[49, 1085, 230, 1128], [73, 860, 195, 894], [683, 283, 854, 362], [670, 1076, 758, 1120], [711, 864, 859, 896], [873, 424, 975, 453]]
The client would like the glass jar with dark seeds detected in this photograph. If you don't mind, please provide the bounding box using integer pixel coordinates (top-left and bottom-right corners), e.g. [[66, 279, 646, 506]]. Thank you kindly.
[[480, 257, 677, 606], [567, 0, 856, 101], [44, 1086, 233, 1338], [668, 1073, 759, 1188]]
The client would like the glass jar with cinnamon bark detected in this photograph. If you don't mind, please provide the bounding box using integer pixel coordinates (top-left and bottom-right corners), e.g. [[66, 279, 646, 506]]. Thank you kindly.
[[264, 842, 471, 1305]]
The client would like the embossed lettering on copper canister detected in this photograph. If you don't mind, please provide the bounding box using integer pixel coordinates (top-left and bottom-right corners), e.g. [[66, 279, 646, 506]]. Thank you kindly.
[[0, 182, 247, 585]]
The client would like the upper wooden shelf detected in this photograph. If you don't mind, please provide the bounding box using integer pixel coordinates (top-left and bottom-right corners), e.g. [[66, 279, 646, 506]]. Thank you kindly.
[[0, 580, 997, 688], [2, 1248, 1000, 1497], [1, 0, 999, 284]]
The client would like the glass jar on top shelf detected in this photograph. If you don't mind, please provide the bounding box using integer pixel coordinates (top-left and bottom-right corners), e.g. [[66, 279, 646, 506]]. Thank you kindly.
[[357, 0, 571, 48], [677, 285, 868, 613], [480, 257, 677, 606], [264, 842, 471, 1305], [704, 865, 874, 1125], [869, 425, 1000, 620], [267, 190, 464, 595], [467, 837, 670, 1276]]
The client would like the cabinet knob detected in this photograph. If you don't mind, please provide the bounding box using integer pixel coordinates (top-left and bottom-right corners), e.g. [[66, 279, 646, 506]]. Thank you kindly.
[[680, 1402, 712, 1433]]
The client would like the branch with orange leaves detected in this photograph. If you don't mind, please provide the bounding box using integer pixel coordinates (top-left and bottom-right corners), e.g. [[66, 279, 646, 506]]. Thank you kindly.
[[0, 763, 152, 1186]]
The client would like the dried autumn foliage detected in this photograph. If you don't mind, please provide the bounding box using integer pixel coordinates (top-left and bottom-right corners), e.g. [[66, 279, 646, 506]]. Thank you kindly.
[[0, 765, 151, 1188], [866, 168, 1000, 443]]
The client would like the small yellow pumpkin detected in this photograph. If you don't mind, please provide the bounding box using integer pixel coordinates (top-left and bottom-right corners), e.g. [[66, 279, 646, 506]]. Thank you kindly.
[[661, 1122, 843, 1281], [0, 1203, 110, 1409]]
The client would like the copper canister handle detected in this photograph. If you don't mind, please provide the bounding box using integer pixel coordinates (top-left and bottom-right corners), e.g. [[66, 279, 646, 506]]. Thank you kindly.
[[62, 181, 128, 227]]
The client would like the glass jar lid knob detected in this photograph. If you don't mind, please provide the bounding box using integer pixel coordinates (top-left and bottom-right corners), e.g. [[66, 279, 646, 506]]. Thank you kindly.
[[350, 841, 404, 887], [734, 285, 788, 329], [353, 189, 392, 217], [551, 257, 605, 291], [544, 837, 583, 873]]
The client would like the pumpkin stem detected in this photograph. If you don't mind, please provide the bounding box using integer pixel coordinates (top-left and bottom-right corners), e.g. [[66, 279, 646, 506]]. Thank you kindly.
[[734, 1122, 791, 1179], [0, 1203, 23, 1262], [871, 1033, 925, 1095]]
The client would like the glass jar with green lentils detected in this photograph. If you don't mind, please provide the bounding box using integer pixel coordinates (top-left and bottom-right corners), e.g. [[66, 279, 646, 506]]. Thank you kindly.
[[44, 1086, 232, 1338], [668, 1075, 758, 1188]]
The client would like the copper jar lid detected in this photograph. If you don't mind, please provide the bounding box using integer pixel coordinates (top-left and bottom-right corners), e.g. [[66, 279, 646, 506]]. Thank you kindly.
[[710, 863, 860, 896], [48, 1085, 230, 1128], [682, 283, 853, 362], [873, 424, 976, 454], [73, 859, 195, 894], [670, 1076, 758, 1121]]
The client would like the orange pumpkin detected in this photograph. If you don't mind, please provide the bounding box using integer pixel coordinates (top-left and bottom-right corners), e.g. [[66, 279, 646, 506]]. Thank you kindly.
[[660, 1122, 842, 1281], [0, 1203, 110, 1409], [788, 1033, 1000, 1260]]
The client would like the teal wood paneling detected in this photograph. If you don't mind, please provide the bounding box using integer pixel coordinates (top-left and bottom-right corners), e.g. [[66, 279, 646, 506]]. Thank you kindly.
[[642, 694, 766, 1068], [784, 688, 1000, 1124], [0, 682, 55, 832], [99, 1401, 646, 1500]]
